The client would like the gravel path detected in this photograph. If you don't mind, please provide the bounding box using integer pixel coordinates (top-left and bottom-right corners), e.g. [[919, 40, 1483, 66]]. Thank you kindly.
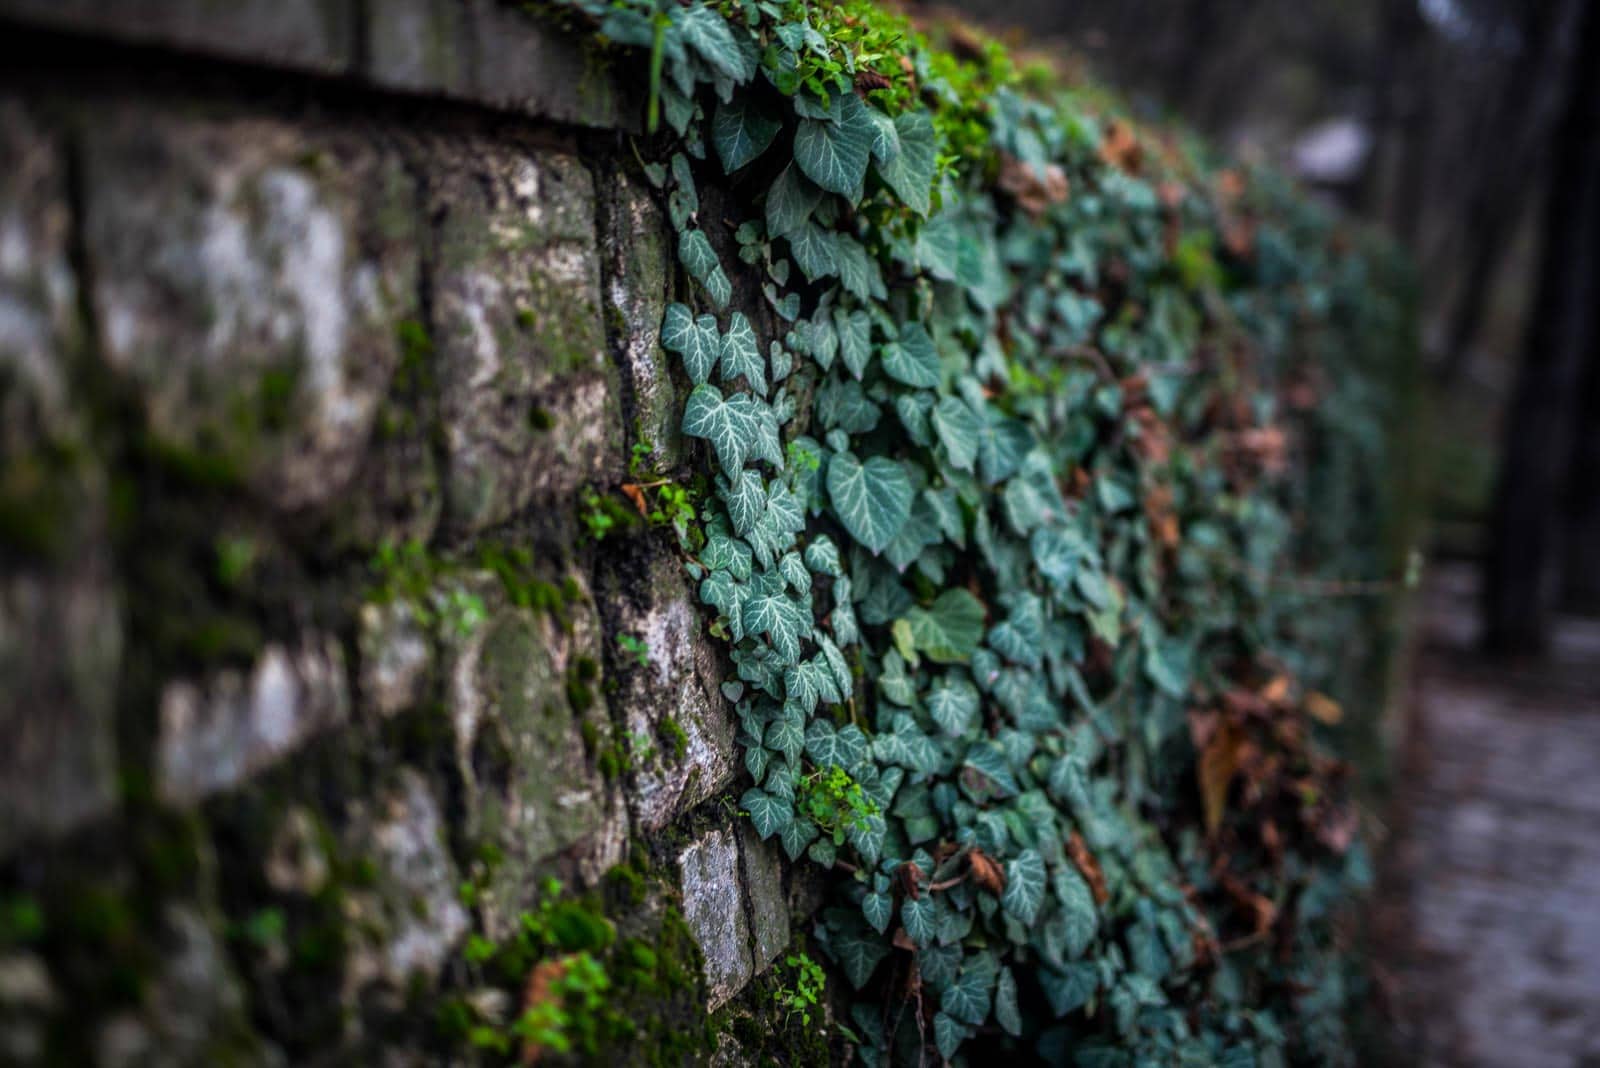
[[1378, 563, 1600, 1067]]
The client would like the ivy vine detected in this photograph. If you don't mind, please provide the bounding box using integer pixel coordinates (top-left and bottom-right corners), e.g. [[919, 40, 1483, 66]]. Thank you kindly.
[[553, 1, 1409, 1064]]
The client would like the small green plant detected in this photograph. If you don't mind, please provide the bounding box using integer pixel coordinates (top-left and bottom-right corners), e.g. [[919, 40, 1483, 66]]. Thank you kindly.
[[797, 765, 880, 847], [214, 534, 258, 587], [772, 949, 828, 1027], [578, 487, 637, 541], [617, 633, 651, 668]]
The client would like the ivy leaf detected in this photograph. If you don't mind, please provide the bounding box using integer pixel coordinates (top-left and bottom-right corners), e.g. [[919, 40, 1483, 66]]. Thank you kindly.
[[881, 322, 941, 387], [977, 416, 1033, 485], [793, 91, 875, 200], [904, 589, 986, 664], [1002, 850, 1047, 926], [743, 577, 808, 664], [804, 534, 843, 576], [661, 303, 720, 384], [827, 451, 912, 555], [780, 816, 820, 861], [682, 383, 751, 475], [679, 228, 731, 308], [936, 1013, 972, 1060], [932, 396, 982, 471], [874, 110, 937, 215], [828, 915, 891, 989], [941, 965, 993, 1025], [927, 678, 980, 736], [836, 236, 886, 301], [1053, 865, 1098, 957], [766, 162, 824, 239], [1040, 963, 1098, 1017], [742, 788, 791, 838], [995, 967, 1023, 1036], [863, 890, 893, 934], [902, 895, 936, 947], [765, 706, 805, 763], [720, 311, 766, 394], [712, 95, 781, 172], [723, 469, 765, 536], [787, 220, 840, 282], [804, 720, 868, 769], [835, 307, 874, 379], [677, 5, 757, 84]]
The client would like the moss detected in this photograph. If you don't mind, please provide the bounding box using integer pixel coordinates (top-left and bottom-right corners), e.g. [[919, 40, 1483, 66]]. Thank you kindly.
[[528, 404, 554, 431], [659, 717, 689, 762]]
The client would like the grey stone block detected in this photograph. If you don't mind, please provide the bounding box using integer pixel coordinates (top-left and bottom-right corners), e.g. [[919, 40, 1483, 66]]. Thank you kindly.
[[357, 599, 431, 718], [677, 828, 753, 1008], [595, 169, 681, 473], [156, 636, 349, 804], [738, 821, 790, 973], [340, 769, 470, 992], [78, 107, 420, 513], [424, 136, 620, 535], [599, 538, 737, 831], [0, 0, 357, 76], [444, 571, 626, 938], [0, 102, 121, 857]]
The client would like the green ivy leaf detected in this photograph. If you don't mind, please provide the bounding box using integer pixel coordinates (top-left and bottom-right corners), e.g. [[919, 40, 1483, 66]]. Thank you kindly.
[[793, 91, 875, 200], [719, 311, 766, 393], [881, 322, 941, 388], [995, 966, 1023, 1036], [682, 383, 751, 475], [678, 228, 731, 308], [902, 895, 936, 947], [828, 914, 890, 989], [874, 110, 937, 215], [932, 396, 982, 471], [661, 303, 720, 384], [742, 787, 791, 837], [1002, 850, 1046, 926], [927, 678, 980, 736], [711, 95, 781, 172], [1039, 963, 1097, 1017], [1053, 865, 1098, 957], [863, 890, 893, 934], [787, 220, 840, 282], [942, 965, 993, 1025], [766, 162, 823, 239], [835, 307, 874, 379], [827, 451, 912, 555], [904, 589, 986, 664]]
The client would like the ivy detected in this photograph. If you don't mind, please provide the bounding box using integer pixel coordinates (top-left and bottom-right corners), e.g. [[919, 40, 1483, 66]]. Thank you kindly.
[[555, 0, 1411, 1062]]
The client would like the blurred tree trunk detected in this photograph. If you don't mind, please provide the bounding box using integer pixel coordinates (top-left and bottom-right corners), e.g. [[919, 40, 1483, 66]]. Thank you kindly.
[[1359, 0, 1426, 232], [1483, 0, 1600, 655], [1435, 0, 1567, 386]]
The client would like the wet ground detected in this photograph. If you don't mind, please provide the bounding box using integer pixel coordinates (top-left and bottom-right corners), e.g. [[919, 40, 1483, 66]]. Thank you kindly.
[[1377, 563, 1600, 1067]]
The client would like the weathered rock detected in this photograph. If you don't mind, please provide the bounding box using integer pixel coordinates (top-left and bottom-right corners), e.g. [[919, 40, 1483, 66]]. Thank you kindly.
[[1, 0, 356, 76], [340, 770, 469, 993], [357, 599, 431, 718], [677, 828, 753, 1009], [157, 636, 349, 804], [78, 107, 419, 513], [264, 805, 331, 896], [595, 166, 681, 472], [599, 537, 737, 830], [444, 571, 626, 936], [738, 822, 790, 974], [425, 137, 620, 535], [93, 905, 257, 1068], [0, 568, 121, 856]]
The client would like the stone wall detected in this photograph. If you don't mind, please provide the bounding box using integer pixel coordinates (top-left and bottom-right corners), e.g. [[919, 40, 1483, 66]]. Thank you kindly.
[[0, 4, 805, 1063]]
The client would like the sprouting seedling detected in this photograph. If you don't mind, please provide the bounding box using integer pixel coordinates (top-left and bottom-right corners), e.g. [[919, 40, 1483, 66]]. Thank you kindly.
[[618, 633, 650, 668]]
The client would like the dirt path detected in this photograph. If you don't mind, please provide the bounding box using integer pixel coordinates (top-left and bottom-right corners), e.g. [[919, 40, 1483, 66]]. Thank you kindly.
[[1377, 563, 1600, 1067]]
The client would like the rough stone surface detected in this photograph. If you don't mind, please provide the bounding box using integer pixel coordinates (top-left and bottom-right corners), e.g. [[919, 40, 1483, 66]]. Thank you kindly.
[[445, 572, 627, 935], [0, 0, 357, 76], [596, 167, 681, 472], [678, 828, 753, 1009], [79, 107, 419, 513], [426, 136, 619, 535], [157, 635, 350, 803], [738, 822, 790, 973], [600, 538, 737, 830], [341, 770, 470, 993], [357, 600, 431, 718]]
